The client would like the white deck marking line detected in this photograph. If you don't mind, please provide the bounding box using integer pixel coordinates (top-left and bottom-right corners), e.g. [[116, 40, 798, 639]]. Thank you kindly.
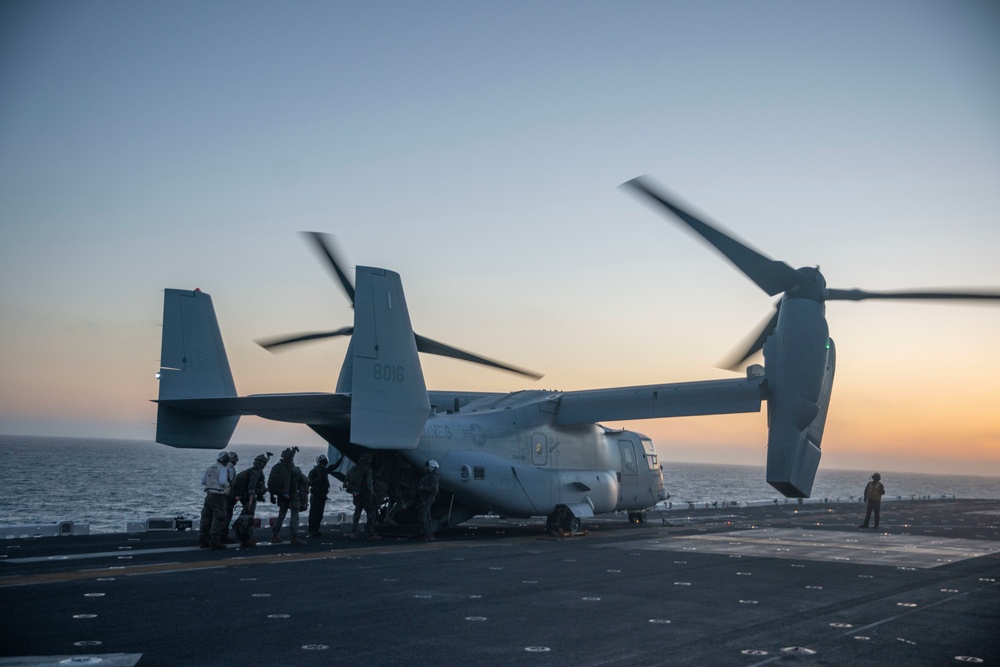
[[609, 528, 1000, 568]]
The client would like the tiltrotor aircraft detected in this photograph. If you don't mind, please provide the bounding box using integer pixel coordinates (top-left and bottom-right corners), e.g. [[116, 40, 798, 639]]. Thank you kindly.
[[154, 178, 1000, 533]]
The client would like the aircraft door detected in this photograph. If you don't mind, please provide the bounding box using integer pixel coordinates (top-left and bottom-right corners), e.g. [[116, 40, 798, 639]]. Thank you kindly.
[[531, 433, 548, 466], [618, 439, 639, 503]]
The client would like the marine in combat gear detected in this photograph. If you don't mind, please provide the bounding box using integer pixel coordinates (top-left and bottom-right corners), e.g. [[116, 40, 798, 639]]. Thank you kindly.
[[223, 451, 239, 543], [267, 447, 309, 545], [231, 453, 270, 547], [416, 459, 440, 542], [307, 454, 337, 537], [348, 452, 380, 539]]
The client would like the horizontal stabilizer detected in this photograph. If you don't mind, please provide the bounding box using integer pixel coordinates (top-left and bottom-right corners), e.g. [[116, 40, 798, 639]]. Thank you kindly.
[[156, 404, 238, 450], [156, 393, 352, 427]]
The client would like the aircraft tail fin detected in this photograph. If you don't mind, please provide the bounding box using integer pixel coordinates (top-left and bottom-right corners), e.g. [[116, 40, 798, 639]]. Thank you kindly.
[[346, 267, 430, 449], [156, 288, 239, 449]]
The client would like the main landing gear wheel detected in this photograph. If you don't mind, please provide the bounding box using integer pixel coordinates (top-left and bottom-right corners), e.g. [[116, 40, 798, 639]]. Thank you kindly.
[[628, 510, 648, 524], [547, 506, 581, 534]]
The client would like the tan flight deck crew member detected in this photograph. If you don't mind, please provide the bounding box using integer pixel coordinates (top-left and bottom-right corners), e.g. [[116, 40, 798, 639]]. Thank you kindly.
[[199, 451, 231, 549], [860, 472, 886, 529]]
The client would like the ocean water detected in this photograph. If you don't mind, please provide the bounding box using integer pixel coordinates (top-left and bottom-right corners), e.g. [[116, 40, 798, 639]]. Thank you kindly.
[[1, 435, 997, 533]]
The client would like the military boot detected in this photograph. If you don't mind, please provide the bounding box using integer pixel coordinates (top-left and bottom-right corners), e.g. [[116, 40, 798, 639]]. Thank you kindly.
[[270, 533, 284, 544]]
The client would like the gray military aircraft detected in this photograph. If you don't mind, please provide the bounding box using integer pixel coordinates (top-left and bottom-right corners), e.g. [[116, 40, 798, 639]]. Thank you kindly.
[[154, 178, 1000, 533]]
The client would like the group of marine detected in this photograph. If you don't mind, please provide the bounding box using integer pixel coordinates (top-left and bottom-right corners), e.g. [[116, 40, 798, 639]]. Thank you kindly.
[[199, 447, 440, 550]]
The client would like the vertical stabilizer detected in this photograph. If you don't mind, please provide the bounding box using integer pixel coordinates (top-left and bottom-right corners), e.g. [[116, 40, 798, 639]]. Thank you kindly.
[[349, 267, 430, 449], [156, 289, 239, 448]]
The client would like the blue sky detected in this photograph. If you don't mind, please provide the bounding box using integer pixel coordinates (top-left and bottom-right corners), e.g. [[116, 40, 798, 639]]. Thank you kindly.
[[1, 1, 998, 475]]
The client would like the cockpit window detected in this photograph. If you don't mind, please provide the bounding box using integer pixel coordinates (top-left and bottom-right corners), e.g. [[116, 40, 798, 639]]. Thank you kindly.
[[641, 438, 658, 470]]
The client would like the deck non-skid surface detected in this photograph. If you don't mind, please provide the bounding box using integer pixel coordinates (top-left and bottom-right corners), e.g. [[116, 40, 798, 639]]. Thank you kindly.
[[2, 499, 998, 666]]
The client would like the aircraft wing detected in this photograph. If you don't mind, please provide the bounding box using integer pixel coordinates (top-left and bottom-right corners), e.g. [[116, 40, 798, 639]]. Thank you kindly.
[[155, 392, 352, 427], [555, 376, 765, 425], [427, 391, 505, 411]]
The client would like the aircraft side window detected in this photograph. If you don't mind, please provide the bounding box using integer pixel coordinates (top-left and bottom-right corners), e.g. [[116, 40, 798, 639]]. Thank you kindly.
[[619, 440, 637, 475]]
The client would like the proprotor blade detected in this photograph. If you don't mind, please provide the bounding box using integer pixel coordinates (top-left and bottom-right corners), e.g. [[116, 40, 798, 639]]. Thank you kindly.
[[257, 327, 355, 351], [622, 176, 803, 296], [263, 235, 544, 379], [414, 334, 544, 380], [305, 231, 356, 306], [719, 306, 781, 370], [826, 288, 1000, 302]]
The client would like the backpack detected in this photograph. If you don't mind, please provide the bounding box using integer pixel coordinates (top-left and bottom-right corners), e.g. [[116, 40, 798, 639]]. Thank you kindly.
[[344, 465, 365, 494], [231, 468, 252, 497], [268, 461, 291, 495]]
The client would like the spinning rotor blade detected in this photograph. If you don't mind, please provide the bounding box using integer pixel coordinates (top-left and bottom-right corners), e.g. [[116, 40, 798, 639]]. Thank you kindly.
[[257, 232, 357, 353], [826, 288, 1000, 302], [626, 175, 1000, 373], [304, 231, 356, 306], [258, 328, 542, 378], [719, 306, 780, 370], [257, 327, 355, 351], [259, 232, 544, 380], [622, 176, 803, 296], [415, 334, 543, 380]]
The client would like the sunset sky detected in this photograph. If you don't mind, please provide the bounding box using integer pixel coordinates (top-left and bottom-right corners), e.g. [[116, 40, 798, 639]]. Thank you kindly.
[[2, 1, 998, 477]]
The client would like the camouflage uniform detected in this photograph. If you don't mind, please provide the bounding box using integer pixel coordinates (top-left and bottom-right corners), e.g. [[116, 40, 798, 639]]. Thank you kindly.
[[350, 456, 379, 538], [384, 455, 417, 525], [232, 459, 267, 546], [416, 465, 440, 541], [224, 453, 238, 541], [308, 458, 335, 537], [268, 450, 308, 545]]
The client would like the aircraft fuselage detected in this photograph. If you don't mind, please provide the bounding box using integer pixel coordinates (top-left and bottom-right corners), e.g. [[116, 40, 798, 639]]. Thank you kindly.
[[315, 389, 668, 527]]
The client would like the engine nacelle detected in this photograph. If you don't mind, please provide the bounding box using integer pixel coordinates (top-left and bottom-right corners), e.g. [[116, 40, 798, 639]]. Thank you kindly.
[[763, 298, 836, 497]]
